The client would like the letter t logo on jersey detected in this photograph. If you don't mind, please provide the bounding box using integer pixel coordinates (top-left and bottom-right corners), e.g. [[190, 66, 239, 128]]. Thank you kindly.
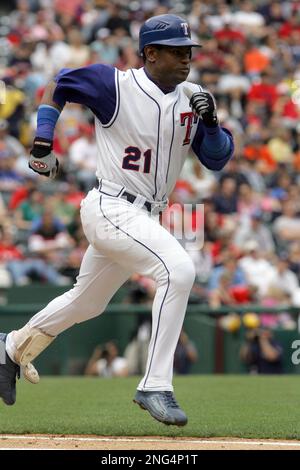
[[180, 112, 198, 146]]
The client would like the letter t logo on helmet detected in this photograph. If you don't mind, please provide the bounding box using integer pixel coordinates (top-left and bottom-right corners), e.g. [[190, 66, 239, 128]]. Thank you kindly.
[[139, 14, 202, 55], [180, 22, 190, 36]]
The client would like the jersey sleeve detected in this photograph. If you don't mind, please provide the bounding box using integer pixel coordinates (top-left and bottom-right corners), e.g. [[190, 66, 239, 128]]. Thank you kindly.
[[192, 121, 234, 171], [53, 64, 117, 125]]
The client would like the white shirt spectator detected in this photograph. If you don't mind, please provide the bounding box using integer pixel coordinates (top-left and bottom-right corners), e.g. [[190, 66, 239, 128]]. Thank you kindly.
[[268, 268, 299, 297], [218, 74, 251, 94], [96, 357, 128, 378], [69, 137, 98, 172], [231, 11, 265, 29], [239, 247, 276, 297], [49, 41, 73, 72]]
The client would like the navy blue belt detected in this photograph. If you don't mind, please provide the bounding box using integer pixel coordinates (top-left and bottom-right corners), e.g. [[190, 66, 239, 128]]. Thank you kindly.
[[98, 186, 152, 213]]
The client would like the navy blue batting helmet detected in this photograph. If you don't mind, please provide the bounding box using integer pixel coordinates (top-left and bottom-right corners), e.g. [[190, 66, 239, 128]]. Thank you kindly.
[[139, 14, 202, 55]]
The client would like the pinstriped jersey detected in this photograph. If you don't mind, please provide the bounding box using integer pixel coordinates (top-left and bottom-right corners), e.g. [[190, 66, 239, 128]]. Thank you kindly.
[[94, 67, 201, 202]]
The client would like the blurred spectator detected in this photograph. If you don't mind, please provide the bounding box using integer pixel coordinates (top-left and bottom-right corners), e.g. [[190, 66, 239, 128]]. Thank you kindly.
[[219, 158, 250, 188], [59, 237, 88, 282], [13, 188, 44, 231], [0, 225, 66, 285], [0, 153, 23, 193], [90, 28, 119, 65], [267, 128, 294, 164], [8, 176, 37, 211], [123, 277, 152, 375], [212, 177, 238, 214], [68, 124, 98, 191], [234, 210, 275, 254], [239, 240, 276, 297], [85, 341, 128, 377], [65, 28, 90, 68], [208, 252, 247, 292], [124, 316, 151, 376], [174, 330, 198, 374], [288, 242, 300, 279], [180, 155, 216, 200], [0, 194, 8, 228], [48, 191, 77, 226], [243, 135, 276, 173], [126, 274, 156, 302], [189, 240, 214, 287], [273, 200, 300, 247], [28, 208, 74, 268], [268, 255, 300, 306], [0, 84, 26, 138], [237, 183, 261, 217], [209, 270, 256, 309], [240, 328, 283, 374], [0, 119, 25, 159], [231, 1, 265, 37]]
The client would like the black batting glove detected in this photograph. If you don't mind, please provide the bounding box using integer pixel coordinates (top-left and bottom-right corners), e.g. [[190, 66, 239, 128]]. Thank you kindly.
[[189, 91, 219, 127], [29, 137, 59, 179]]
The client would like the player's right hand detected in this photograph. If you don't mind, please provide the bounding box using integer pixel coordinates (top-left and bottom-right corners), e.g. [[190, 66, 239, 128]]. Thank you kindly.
[[184, 87, 218, 127], [189, 91, 218, 127], [29, 137, 59, 179]]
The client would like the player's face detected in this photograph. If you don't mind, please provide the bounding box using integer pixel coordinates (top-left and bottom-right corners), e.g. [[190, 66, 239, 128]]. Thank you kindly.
[[145, 46, 192, 87]]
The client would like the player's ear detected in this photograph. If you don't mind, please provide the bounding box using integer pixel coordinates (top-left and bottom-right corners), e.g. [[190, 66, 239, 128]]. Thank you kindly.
[[144, 45, 158, 63]]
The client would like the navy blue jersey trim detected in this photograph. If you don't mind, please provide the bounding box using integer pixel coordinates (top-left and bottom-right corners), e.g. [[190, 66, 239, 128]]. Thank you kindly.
[[130, 69, 161, 200], [99, 195, 170, 389], [165, 99, 177, 185], [102, 69, 120, 128]]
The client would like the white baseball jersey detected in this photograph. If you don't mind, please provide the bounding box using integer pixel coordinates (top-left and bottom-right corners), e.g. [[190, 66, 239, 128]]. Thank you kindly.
[[94, 67, 201, 201], [53, 64, 203, 202]]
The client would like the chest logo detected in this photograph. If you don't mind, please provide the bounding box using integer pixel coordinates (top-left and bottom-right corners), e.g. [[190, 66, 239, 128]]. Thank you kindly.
[[180, 112, 198, 146]]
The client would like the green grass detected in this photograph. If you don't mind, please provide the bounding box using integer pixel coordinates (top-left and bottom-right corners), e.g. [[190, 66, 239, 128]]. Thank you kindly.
[[0, 375, 300, 439]]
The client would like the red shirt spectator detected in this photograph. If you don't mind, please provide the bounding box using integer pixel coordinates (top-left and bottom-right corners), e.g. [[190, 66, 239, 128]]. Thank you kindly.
[[279, 20, 300, 38], [214, 27, 246, 44], [247, 82, 279, 109], [0, 230, 23, 261]]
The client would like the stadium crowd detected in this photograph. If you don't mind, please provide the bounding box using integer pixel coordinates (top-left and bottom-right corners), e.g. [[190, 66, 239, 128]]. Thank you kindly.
[[0, 0, 300, 329]]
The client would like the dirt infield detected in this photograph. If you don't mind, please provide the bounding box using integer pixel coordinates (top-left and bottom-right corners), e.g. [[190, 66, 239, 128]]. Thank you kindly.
[[1, 435, 300, 450]]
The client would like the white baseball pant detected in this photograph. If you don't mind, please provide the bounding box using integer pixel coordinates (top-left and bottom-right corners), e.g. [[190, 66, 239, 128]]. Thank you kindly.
[[26, 182, 196, 391]]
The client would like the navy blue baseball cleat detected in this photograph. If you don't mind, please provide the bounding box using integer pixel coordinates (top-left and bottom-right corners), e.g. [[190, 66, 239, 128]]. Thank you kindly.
[[0, 333, 20, 405], [133, 390, 188, 426]]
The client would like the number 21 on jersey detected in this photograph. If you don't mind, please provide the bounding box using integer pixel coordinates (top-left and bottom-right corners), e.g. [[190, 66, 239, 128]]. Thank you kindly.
[[122, 146, 152, 173]]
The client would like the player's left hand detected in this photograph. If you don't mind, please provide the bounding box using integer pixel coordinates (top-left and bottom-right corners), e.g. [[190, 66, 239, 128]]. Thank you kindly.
[[28, 137, 59, 179], [187, 90, 219, 127]]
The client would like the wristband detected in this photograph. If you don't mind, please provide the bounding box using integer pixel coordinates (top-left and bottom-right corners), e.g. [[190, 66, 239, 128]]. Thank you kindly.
[[36, 105, 60, 140]]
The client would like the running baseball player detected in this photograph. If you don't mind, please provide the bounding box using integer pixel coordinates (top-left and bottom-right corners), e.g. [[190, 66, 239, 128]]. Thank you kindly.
[[0, 14, 234, 426]]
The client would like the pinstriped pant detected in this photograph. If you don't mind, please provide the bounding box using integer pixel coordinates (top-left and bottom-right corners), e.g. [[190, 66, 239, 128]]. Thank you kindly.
[[28, 188, 195, 391]]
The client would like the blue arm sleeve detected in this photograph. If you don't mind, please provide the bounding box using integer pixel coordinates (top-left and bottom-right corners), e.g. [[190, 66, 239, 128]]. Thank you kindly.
[[53, 64, 117, 125], [36, 105, 60, 140], [192, 122, 234, 171]]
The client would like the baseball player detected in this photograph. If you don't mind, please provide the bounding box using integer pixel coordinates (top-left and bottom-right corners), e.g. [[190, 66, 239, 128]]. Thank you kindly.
[[0, 14, 234, 426]]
